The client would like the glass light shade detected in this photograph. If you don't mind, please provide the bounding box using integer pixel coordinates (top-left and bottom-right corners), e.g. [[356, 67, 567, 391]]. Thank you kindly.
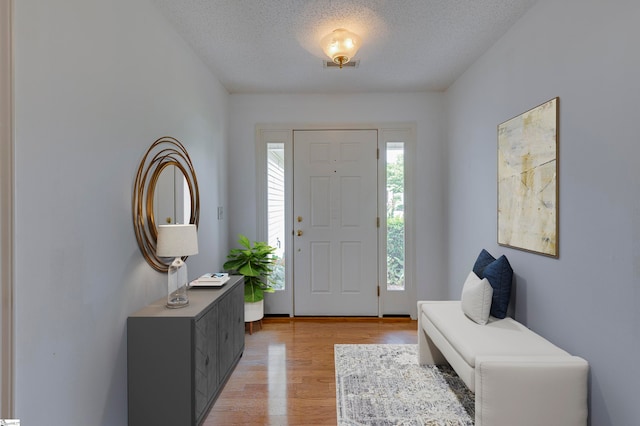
[[157, 224, 198, 308], [320, 28, 361, 67]]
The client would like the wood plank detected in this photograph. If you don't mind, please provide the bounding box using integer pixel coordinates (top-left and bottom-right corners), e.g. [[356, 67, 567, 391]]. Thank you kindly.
[[202, 316, 417, 425]]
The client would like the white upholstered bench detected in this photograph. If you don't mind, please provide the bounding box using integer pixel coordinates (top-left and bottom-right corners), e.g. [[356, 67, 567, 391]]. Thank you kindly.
[[418, 301, 589, 426], [417, 249, 589, 426]]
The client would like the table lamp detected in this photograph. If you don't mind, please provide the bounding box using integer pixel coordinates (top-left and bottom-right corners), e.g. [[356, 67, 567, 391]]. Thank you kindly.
[[156, 224, 198, 308]]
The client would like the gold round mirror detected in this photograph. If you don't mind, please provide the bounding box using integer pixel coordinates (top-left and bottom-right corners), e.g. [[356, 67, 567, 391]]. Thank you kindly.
[[133, 137, 200, 272]]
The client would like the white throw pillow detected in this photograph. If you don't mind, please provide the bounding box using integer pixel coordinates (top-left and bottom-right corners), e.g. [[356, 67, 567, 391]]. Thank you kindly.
[[461, 271, 493, 325]]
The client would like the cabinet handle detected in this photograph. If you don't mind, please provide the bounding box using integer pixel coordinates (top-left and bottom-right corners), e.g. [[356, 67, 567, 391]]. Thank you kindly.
[[205, 355, 210, 366]]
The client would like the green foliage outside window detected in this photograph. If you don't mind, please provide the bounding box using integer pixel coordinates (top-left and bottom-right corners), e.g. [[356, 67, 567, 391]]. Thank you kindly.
[[387, 216, 405, 290], [386, 151, 405, 290]]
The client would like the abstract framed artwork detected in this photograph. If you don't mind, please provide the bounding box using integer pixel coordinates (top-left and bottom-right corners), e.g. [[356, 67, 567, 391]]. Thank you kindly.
[[497, 97, 559, 258]]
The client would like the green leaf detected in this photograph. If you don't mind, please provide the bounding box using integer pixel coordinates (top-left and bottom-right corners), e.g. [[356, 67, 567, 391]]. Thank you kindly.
[[244, 282, 264, 303], [239, 234, 251, 249], [238, 263, 261, 277]]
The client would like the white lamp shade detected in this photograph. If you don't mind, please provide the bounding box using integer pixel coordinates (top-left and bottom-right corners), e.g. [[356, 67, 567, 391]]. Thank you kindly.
[[156, 224, 199, 257]]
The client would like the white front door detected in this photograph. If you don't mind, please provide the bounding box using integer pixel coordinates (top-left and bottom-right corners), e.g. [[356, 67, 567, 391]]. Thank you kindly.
[[293, 130, 378, 315]]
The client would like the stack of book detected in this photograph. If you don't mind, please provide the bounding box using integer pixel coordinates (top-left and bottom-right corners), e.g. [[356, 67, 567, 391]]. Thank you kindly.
[[191, 272, 230, 287]]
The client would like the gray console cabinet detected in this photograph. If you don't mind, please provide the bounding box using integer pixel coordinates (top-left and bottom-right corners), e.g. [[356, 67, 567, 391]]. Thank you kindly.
[[128, 275, 244, 426]]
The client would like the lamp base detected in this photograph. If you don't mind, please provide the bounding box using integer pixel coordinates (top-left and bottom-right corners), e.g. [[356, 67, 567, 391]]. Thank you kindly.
[[166, 257, 190, 309], [167, 295, 189, 309]]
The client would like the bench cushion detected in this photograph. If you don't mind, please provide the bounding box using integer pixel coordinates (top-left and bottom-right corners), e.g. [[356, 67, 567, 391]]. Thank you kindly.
[[420, 301, 568, 368]]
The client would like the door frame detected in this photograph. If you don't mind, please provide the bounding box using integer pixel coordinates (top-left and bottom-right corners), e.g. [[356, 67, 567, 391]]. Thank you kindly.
[[0, 0, 15, 417], [256, 123, 417, 319]]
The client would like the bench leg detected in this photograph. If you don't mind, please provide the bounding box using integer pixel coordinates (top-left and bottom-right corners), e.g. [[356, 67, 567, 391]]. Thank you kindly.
[[417, 301, 447, 365], [418, 326, 447, 365]]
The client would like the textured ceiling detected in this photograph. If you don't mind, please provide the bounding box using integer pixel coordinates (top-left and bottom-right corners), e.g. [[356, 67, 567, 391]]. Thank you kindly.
[[150, 0, 539, 94]]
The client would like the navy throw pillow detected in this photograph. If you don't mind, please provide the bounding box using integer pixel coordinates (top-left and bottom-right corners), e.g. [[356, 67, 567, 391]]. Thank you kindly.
[[473, 249, 496, 278], [482, 255, 513, 319]]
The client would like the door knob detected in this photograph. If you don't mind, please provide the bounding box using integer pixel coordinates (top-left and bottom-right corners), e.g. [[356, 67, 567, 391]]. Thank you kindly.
[[297, 230, 303, 236]]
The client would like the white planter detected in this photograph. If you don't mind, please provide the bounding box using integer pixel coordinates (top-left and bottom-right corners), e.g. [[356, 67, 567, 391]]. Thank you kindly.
[[244, 299, 264, 323]]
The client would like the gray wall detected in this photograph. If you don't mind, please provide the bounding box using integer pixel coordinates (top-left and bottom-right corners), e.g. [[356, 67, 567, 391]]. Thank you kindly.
[[13, 0, 229, 424], [445, 0, 640, 424]]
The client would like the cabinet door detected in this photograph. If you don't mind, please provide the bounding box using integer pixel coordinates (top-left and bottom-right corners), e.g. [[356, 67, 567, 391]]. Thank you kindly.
[[205, 305, 219, 404], [195, 305, 218, 421], [231, 280, 245, 356], [217, 292, 234, 381], [218, 281, 245, 383]]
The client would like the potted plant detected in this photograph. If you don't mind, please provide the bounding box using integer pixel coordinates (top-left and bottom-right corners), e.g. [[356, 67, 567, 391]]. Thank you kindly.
[[223, 234, 277, 328]]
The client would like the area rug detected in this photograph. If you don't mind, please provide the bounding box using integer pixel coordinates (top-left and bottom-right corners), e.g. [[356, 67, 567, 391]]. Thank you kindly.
[[335, 344, 474, 426]]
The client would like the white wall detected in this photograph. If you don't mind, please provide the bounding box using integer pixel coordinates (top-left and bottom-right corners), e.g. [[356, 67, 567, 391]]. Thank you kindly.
[[228, 93, 448, 302], [13, 0, 229, 424], [445, 0, 640, 424]]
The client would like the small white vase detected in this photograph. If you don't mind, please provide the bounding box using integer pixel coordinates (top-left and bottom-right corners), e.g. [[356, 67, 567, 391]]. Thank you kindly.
[[244, 299, 264, 323]]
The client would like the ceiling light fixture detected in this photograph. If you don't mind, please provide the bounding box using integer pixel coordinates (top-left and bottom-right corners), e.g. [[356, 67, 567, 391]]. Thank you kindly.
[[320, 28, 361, 69]]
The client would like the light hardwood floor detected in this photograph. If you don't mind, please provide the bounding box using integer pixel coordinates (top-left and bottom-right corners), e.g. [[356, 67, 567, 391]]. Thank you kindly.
[[203, 316, 418, 426]]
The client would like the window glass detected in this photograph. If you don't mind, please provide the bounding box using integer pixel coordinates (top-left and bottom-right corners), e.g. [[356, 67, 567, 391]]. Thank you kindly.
[[386, 142, 405, 291], [267, 143, 285, 290]]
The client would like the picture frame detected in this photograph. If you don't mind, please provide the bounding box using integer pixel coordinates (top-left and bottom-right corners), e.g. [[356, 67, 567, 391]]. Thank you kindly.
[[497, 97, 559, 258]]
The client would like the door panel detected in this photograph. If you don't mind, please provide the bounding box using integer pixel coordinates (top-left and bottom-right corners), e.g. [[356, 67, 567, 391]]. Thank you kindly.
[[293, 130, 378, 316]]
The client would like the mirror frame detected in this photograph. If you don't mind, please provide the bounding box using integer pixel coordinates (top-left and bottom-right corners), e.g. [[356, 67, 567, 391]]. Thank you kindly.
[[133, 137, 200, 272]]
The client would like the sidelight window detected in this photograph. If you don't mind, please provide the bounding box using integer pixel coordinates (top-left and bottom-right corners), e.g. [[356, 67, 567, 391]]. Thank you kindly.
[[267, 142, 286, 290], [386, 142, 405, 291]]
